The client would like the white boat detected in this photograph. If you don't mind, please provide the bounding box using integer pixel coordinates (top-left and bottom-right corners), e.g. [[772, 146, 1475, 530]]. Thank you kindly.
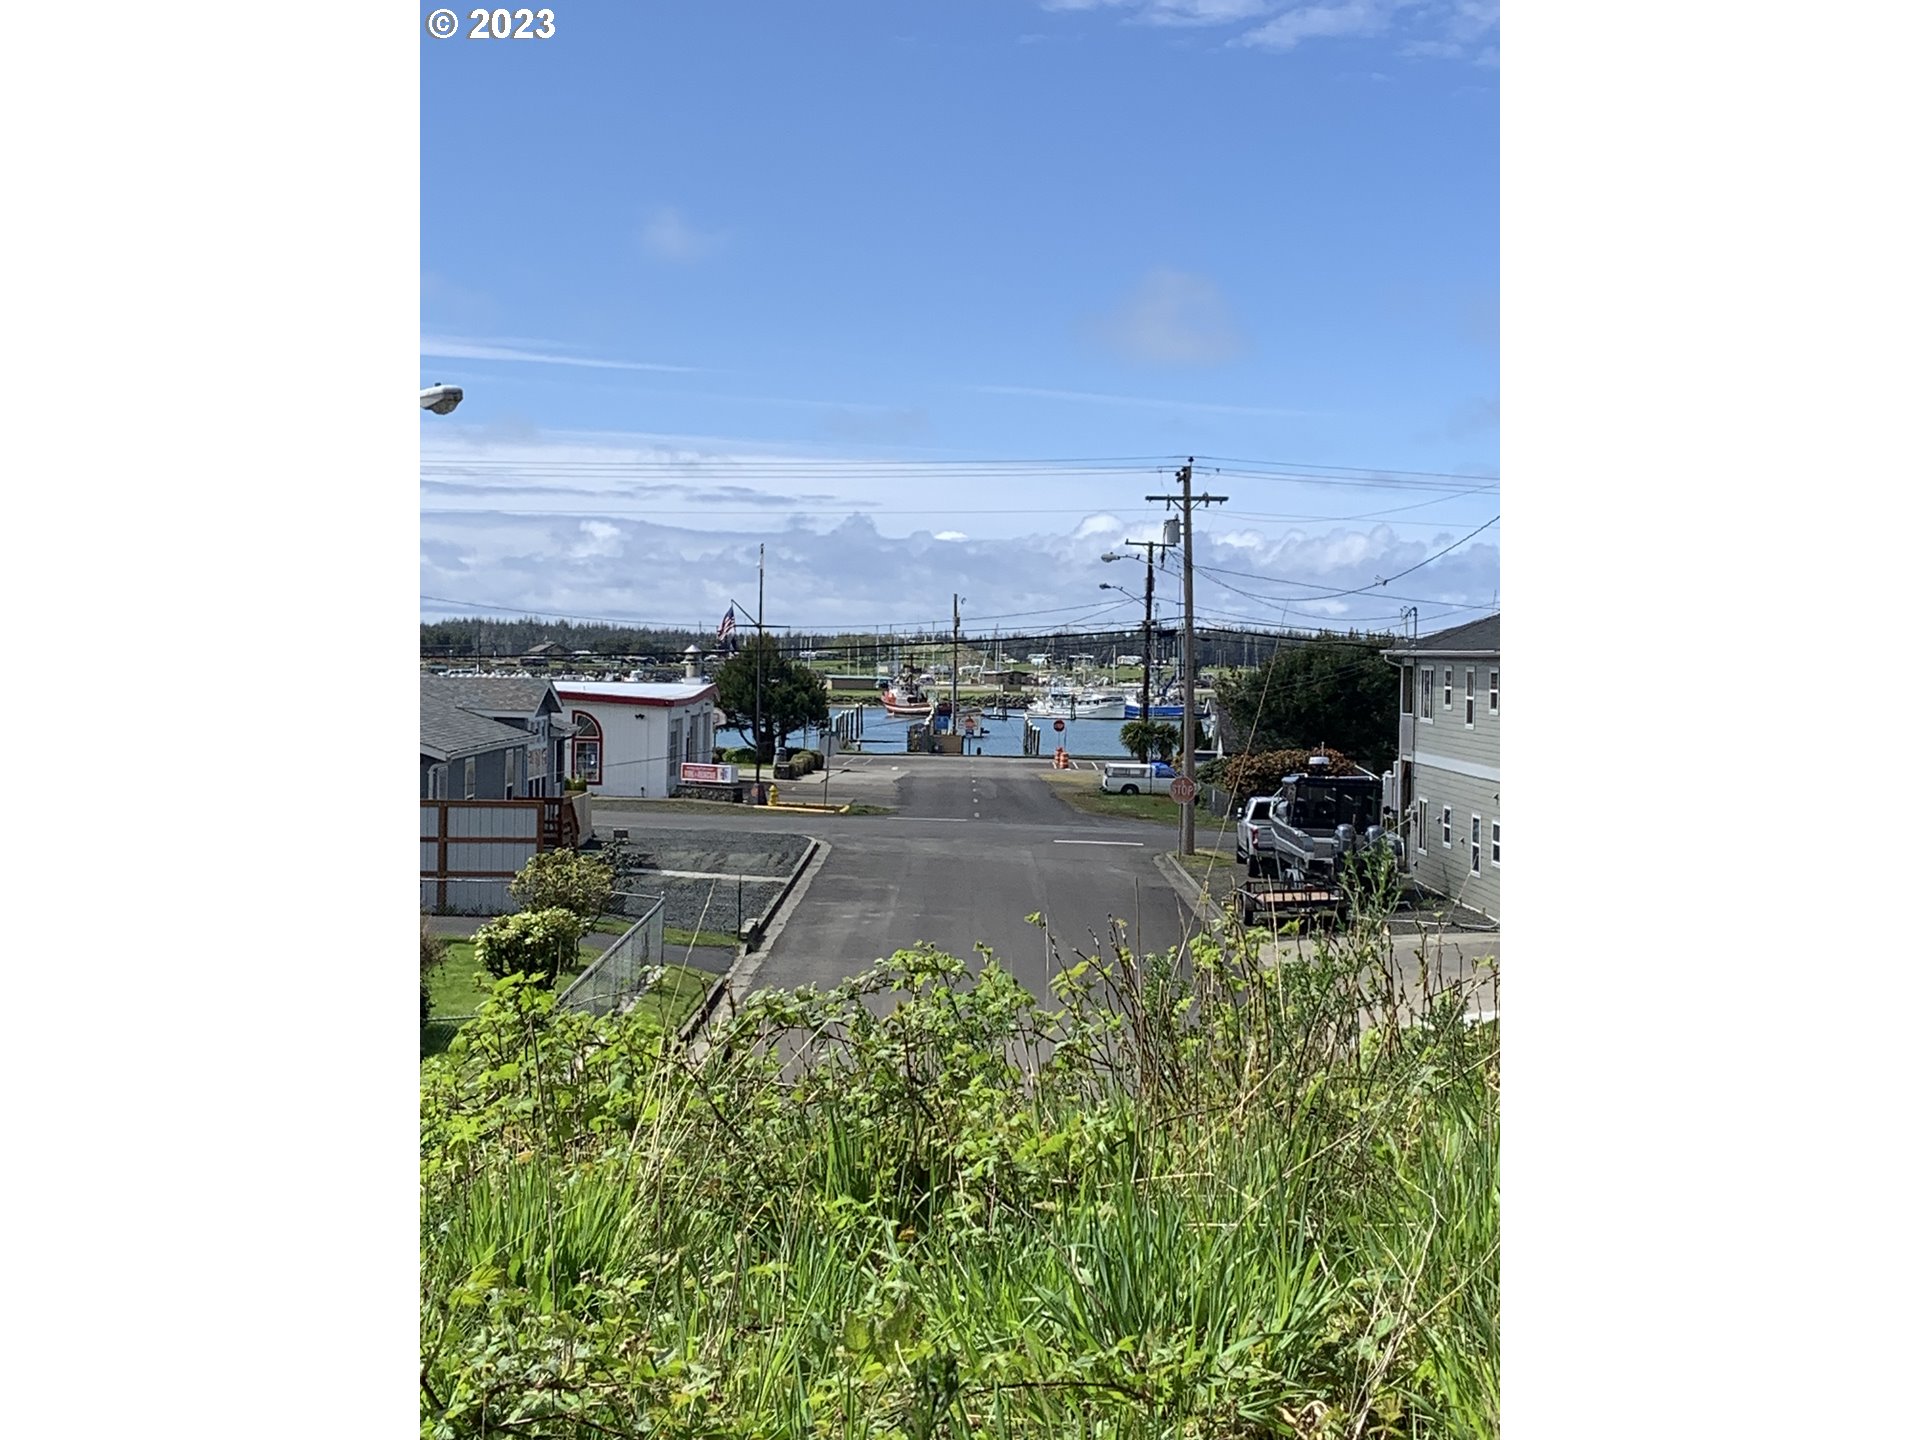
[[1071, 690, 1128, 720], [1029, 685, 1127, 720]]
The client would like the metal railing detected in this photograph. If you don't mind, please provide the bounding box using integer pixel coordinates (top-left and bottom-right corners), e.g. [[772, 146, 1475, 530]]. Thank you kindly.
[[555, 893, 667, 1017]]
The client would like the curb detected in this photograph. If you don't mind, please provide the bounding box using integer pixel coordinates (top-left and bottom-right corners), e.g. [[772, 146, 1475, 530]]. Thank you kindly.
[[678, 835, 827, 1053], [1153, 851, 1226, 928]]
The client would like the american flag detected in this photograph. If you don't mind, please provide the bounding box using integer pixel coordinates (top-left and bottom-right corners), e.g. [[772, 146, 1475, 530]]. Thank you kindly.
[[717, 605, 736, 647]]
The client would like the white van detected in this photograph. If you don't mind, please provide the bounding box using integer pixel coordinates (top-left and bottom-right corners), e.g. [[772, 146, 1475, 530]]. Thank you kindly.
[[1100, 761, 1175, 796]]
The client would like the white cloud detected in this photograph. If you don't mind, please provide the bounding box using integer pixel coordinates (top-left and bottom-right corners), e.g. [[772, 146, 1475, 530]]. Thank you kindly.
[[1072, 514, 1125, 540], [1238, 2, 1393, 52], [1090, 269, 1248, 367], [420, 427, 1498, 632], [421, 335, 700, 373], [563, 520, 626, 561], [640, 207, 725, 263], [1136, 0, 1271, 25], [1039, 1, 1498, 64]]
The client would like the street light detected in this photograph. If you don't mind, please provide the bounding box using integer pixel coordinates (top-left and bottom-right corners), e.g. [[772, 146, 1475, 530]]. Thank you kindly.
[[1100, 551, 1159, 726], [420, 383, 463, 415]]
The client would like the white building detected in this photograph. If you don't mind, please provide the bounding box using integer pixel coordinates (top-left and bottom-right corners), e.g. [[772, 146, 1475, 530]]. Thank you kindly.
[[553, 681, 720, 799]]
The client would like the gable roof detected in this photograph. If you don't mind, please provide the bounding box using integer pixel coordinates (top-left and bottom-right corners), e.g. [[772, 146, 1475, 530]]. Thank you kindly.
[[1381, 614, 1500, 659], [421, 674, 560, 718], [420, 689, 531, 762]]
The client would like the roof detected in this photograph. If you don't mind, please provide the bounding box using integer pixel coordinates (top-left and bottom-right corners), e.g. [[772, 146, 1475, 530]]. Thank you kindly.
[[1381, 614, 1500, 659], [420, 690, 530, 762], [420, 674, 559, 717], [555, 680, 717, 708]]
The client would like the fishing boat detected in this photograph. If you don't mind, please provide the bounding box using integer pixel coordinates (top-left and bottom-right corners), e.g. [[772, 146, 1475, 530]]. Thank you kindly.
[[879, 676, 934, 717], [1072, 689, 1128, 720], [1032, 683, 1129, 720]]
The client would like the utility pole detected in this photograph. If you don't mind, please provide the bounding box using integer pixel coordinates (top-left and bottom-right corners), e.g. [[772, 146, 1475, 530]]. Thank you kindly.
[[952, 593, 962, 751], [755, 543, 765, 791], [1148, 459, 1227, 857], [1120, 537, 1171, 729]]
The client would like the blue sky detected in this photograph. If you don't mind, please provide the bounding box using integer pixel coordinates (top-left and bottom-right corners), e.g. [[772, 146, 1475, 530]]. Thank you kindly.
[[422, 0, 1499, 637]]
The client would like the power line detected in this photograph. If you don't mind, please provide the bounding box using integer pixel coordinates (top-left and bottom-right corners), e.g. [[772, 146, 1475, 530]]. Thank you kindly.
[[1191, 454, 1498, 483]]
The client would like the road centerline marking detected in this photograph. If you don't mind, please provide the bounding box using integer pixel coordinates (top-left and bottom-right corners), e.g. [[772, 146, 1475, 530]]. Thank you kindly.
[[1052, 839, 1145, 846]]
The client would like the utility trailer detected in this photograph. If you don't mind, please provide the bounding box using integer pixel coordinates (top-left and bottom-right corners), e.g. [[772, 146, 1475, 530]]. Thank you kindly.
[[1234, 876, 1345, 927], [1241, 758, 1404, 922]]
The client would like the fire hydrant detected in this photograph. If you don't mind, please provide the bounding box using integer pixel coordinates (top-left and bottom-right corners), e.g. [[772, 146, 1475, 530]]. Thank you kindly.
[[768, 784, 780, 807]]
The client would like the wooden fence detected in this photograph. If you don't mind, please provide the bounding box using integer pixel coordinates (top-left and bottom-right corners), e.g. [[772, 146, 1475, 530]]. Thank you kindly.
[[419, 797, 585, 915]]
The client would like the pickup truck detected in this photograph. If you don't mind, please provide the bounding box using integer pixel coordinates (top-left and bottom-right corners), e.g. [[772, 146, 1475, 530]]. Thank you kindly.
[[1100, 760, 1177, 795], [1233, 795, 1275, 864]]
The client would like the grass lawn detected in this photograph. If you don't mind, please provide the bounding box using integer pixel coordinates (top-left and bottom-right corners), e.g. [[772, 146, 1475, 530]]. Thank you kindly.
[[663, 924, 736, 950], [1038, 768, 1182, 826], [426, 938, 601, 1020], [1175, 846, 1243, 902], [423, 947, 718, 1060]]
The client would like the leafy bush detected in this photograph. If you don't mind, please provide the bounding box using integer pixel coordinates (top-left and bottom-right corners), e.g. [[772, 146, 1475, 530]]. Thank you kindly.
[[421, 900, 1500, 1437], [508, 848, 614, 922], [471, 907, 583, 987], [563, 776, 588, 794], [722, 746, 759, 765], [420, 915, 447, 1025], [1216, 745, 1363, 801]]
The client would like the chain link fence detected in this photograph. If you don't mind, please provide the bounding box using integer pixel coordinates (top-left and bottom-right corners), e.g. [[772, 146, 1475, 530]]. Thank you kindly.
[[555, 892, 667, 1017]]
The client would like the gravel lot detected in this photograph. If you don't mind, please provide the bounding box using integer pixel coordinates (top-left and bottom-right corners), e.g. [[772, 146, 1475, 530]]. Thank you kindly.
[[599, 829, 814, 936]]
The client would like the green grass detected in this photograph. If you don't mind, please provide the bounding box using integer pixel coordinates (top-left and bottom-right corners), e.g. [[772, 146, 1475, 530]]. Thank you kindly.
[[422, 926, 1499, 1436], [624, 962, 715, 1035], [663, 924, 736, 950], [1039, 768, 1184, 826], [423, 954, 716, 1059], [424, 938, 600, 1019], [1173, 845, 1242, 902]]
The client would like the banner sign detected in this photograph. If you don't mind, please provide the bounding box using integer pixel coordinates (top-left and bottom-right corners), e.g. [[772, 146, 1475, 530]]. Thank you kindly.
[[680, 762, 737, 784]]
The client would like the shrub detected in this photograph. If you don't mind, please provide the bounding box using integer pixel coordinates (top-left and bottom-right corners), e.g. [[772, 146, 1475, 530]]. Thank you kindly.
[[563, 776, 588, 794], [472, 907, 583, 987], [420, 915, 447, 1025], [1218, 746, 1362, 801], [722, 746, 758, 765], [509, 848, 614, 922]]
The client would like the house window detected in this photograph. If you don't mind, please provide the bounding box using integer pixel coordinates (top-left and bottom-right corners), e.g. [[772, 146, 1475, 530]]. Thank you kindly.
[[1442, 806, 1452, 848], [1470, 815, 1482, 875], [1416, 798, 1428, 854], [1465, 668, 1475, 728], [1490, 669, 1499, 714], [428, 764, 445, 799], [571, 711, 603, 785], [669, 718, 683, 769], [1400, 665, 1415, 715], [1492, 819, 1501, 867], [462, 759, 475, 800], [1443, 667, 1453, 710], [1419, 667, 1434, 721], [504, 750, 516, 799]]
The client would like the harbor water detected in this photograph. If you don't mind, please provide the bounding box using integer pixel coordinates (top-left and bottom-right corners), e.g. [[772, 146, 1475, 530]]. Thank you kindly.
[[826, 705, 1139, 759]]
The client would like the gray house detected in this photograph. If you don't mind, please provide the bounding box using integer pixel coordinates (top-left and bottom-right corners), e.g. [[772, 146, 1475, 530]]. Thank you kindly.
[[1381, 615, 1500, 921], [421, 689, 532, 800], [419, 676, 570, 797]]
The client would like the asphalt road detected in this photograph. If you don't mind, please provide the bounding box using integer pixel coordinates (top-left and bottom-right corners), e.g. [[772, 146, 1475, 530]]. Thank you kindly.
[[594, 755, 1191, 1002]]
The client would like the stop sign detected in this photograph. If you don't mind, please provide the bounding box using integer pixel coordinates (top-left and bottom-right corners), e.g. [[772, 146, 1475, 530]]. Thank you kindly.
[[1170, 776, 1197, 804], [1053, 719, 1066, 732]]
